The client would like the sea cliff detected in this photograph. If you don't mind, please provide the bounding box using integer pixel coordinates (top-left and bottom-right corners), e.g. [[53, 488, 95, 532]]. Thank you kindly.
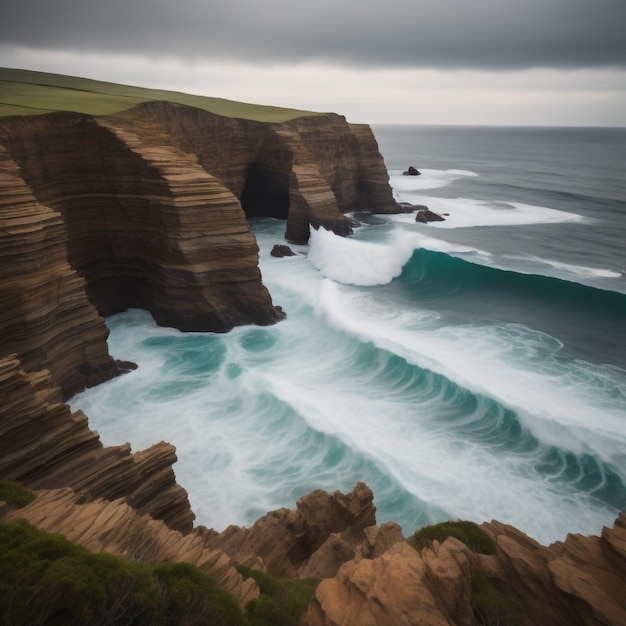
[[1, 71, 624, 625]]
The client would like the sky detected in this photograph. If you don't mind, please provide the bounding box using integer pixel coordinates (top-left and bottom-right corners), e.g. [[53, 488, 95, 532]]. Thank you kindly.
[[1, 0, 626, 126]]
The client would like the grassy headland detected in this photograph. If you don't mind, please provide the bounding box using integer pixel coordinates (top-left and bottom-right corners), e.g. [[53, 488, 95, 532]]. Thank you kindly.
[[0, 67, 318, 122]]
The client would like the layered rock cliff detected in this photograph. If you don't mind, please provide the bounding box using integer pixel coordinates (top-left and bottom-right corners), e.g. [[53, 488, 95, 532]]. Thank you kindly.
[[0, 96, 399, 537]]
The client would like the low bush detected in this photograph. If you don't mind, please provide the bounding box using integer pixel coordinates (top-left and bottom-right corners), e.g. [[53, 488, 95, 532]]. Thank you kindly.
[[471, 566, 524, 626], [0, 480, 36, 507], [0, 519, 246, 625], [407, 519, 497, 555], [237, 565, 319, 626]]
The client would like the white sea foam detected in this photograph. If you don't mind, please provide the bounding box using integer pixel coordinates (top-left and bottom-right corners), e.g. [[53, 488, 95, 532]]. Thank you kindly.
[[307, 227, 489, 286], [387, 196, 587, 229], [307, 227, 418, 286], [310, 280, 626, 459], [504, 255, 623, 280]]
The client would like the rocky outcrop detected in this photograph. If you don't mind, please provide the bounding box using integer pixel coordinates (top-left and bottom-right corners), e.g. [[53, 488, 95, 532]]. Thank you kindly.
[[2, 469, 625, 623], [416, 207, 446, 223], [403, 165, 421, 176], [270, 244, 297, 257], [199, 482, 403, 579], [478, 516, 626, 626], [304, 539, 474, 626], [0, 355, 194, 533], [303, 512, 626, 626]]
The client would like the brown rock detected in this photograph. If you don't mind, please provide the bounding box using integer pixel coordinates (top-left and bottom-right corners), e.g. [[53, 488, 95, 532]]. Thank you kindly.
[[481, 516, 626, 625], [0, 143, 119, 398], [0, 355, 194, 532], [303, 542, 467, 626], [204, 482, 381, 578]]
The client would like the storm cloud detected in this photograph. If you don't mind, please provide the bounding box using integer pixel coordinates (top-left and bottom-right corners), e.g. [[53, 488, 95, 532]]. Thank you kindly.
[[2, 0, 625, 70]]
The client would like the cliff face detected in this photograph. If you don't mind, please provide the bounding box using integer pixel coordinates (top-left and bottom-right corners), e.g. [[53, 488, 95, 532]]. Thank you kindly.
[[0, 101, 398, 534]]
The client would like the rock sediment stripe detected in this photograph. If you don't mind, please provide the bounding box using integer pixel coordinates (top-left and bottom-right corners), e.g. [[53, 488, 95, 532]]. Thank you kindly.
[[0, 143, 119, 398], [0, 355, 194, 532]]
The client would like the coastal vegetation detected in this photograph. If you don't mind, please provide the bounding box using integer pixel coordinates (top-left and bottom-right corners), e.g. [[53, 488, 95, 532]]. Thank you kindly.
[[0, 480, 36, 508], [0, 67, 316, 121], [407, 519, 497, 555], [0, 519, 245, 625], [236, 565, 319, 626], [0, 516, 317, 626]]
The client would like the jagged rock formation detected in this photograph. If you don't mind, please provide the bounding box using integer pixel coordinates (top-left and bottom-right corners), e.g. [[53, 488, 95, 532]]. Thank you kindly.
[[4, 477, 624, 624], [478, 516, 626, 626], [0, 355, 194, 533], [303, 512, 626, 626], [200, 482, 403, 579]]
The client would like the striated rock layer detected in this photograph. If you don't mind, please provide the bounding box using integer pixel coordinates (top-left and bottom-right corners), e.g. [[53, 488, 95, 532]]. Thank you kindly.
[[0, 355, 194, 532], [0, 101, 398, 538], [1, 487, 257, 605]]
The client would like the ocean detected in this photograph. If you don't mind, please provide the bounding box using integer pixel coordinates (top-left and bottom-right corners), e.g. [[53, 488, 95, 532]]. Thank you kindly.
[[70, 125, 626, 545]]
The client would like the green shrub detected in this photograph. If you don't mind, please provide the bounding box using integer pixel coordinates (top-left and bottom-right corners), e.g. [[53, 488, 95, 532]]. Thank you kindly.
[[407, 519, 497, 555], [0, 519, 246, 625], [471, 567, 524, 626], [154, 562, 245, 625], [237, 565, 319, 626], [0, 480, 36, 507]]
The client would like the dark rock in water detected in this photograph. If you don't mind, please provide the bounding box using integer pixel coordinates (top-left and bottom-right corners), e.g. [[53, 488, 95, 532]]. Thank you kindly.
[[396, 202, 416, 214], [402, 166, 421, 176], [270, 244, 297, 257], [416, 209, 445, 223]]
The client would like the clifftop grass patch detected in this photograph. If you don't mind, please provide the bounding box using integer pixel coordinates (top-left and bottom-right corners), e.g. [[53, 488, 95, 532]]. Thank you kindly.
[[0, 67, 318, 122]]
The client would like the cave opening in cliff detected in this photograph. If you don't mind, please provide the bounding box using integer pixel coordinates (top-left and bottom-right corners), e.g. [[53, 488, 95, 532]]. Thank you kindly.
[[241, 166, 289, 220]]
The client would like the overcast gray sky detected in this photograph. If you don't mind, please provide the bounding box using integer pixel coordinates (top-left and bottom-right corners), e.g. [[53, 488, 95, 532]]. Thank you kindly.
[[1, 0, 625, 125]]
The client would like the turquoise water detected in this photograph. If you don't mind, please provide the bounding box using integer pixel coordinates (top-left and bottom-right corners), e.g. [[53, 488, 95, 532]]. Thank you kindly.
[[71, 126, 626, 544]]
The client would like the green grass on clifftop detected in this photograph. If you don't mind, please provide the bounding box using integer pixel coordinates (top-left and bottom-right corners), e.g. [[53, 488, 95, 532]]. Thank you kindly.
[[0, 67, 318, 122]]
